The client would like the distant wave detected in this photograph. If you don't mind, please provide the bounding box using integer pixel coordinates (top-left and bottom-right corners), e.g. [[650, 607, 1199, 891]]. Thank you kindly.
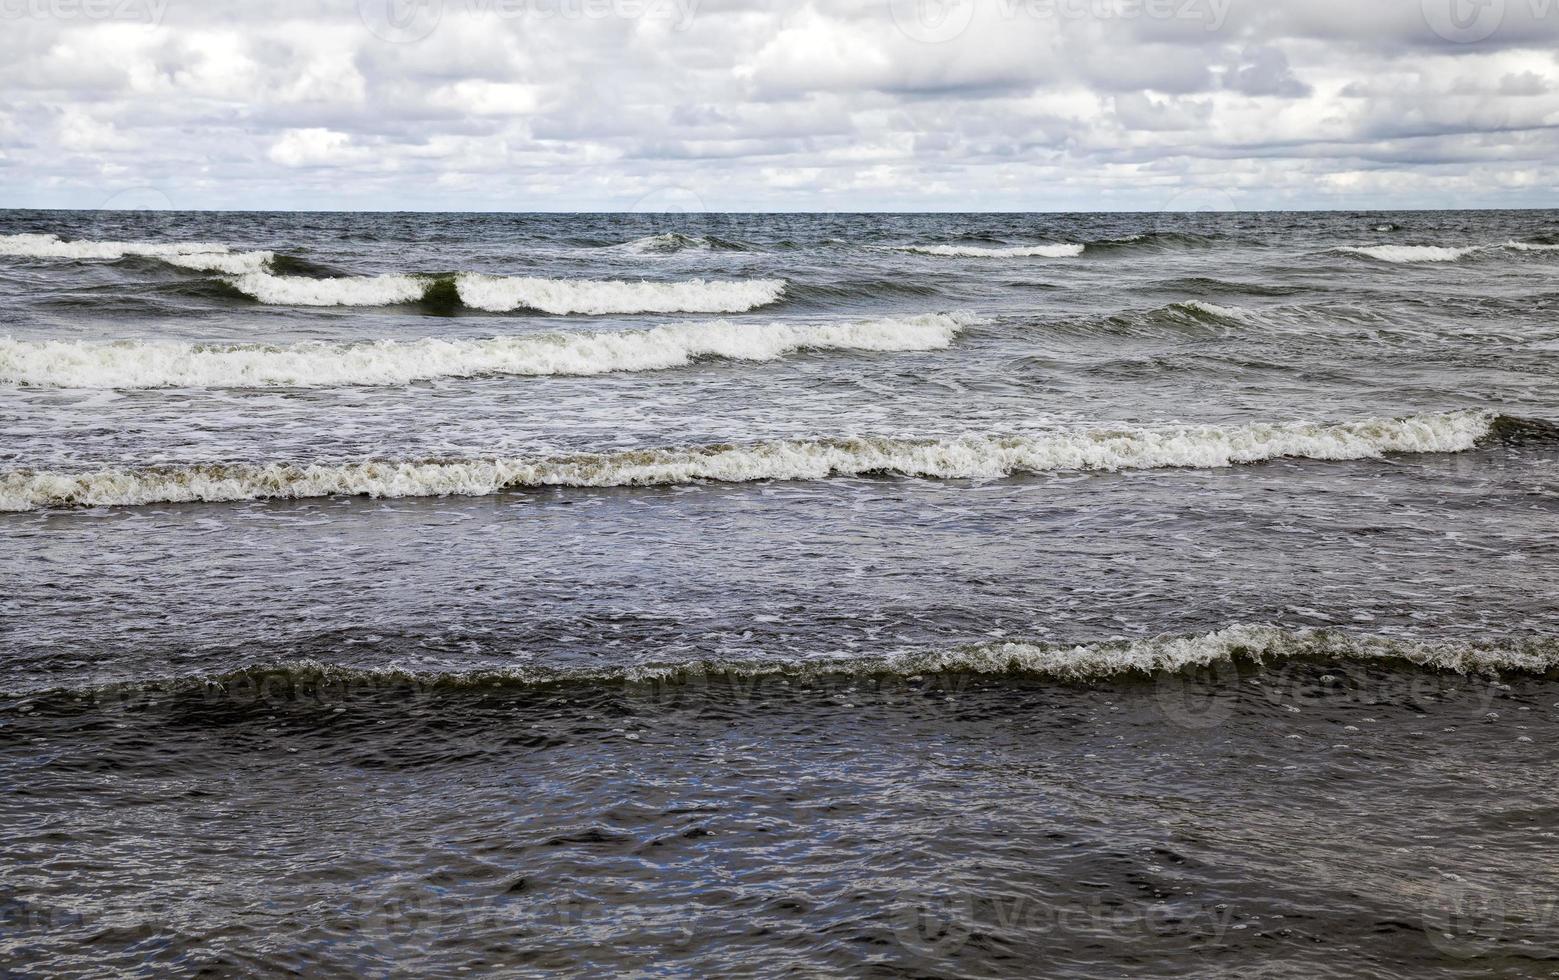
[[1336, 242, 1559, 264], [890, 243, 1085, 258], [1, 233, 781, 312], [888, 232, 1216, 258], [1503, 241, 1559, 252], [610, 233, 749, 254], [0, 312, 976, 389], [1088, 300, 1257, 338], [1135, 276, 1307, 299], [0, 233, 273, 275], [225, 271, 786, 314], [0, 410, 1508, 510], [1079, 231, 1217, 253], [11, 625, 1559, 704]]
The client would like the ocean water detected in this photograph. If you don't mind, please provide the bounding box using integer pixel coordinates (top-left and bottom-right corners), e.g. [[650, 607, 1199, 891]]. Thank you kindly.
[[2, 209, 1558, 977]]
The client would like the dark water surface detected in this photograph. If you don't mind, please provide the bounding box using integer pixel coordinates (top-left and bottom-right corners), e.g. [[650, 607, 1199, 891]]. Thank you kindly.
[[3, 210, 1558, 977]]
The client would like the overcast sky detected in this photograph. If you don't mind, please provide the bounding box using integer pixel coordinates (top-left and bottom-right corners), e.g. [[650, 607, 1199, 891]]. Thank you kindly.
[[3, 0, 1558, 211]]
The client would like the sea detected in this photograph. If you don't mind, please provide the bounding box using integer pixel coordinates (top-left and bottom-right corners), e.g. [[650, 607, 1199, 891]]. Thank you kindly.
[[2, 209, 1557, 977]]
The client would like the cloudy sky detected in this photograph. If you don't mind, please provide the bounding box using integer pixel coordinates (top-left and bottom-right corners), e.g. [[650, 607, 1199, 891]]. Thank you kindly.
[[2, 0, 1558, 211]]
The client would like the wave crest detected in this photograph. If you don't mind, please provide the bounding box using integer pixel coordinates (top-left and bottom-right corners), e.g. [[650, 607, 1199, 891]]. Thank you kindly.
[[1338, 245, 1480, 264], [223, 271, 786, 314], [454, 274, 785, 314], [0, 312, 975, 389], [1337, 241, 1559, 264], [0, 410, 1500, 510], [14, 625, 1559, 704]]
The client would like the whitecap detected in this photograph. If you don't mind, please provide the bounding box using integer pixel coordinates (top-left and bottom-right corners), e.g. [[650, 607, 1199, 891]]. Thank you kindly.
[[891, 243, 1086, 259]]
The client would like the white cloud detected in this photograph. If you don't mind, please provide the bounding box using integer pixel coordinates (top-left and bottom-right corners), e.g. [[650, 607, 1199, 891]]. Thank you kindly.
[[0, 0, 1556, 209], [268, 127, 367, 167]]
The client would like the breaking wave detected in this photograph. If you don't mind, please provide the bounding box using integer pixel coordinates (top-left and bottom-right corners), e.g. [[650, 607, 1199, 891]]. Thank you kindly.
[[0, 233, 273, 275], [0, 410, 1505, 510], [454, 274, 785, 314], [1337, 242, 1559, 264], [891, 243, 1085, 258], [1080, 231, 1218, 253], [888, 232, 1218, 258], [13, 625, 1559, 704], [1168, 300, 1251, 323], [0, 313, 974, 389], [227, 272, 428, 306], [224, 271, 786, 314]]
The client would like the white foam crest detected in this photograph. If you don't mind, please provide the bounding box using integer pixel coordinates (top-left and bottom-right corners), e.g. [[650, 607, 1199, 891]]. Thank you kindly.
[[1340, 242, 1559, 264], [924, 624, 1559, 680], [160, 251, 275, 275], [0, 232, 272, 274], [0, 410, 1495, 510], [227, 272, 430, 307], [453, 274, 785, 314], [1337, 245, 1481, 263], [34, 626, 1559, 698], [892, 243, 1086, 258], [1175, 300, 1251, 322], [0, 313, 976, 389]]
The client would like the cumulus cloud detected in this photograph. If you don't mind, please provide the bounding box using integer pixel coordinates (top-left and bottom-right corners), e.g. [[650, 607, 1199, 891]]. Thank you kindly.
[[0, 0, 1556, 209]]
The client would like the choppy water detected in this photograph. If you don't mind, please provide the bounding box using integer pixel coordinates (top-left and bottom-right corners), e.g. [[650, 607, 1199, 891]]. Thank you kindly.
[[3, 209, 1559, 977]]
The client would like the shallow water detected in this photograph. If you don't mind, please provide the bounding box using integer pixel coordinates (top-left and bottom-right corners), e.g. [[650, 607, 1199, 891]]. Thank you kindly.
[[3, 209, 1558, 976]]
